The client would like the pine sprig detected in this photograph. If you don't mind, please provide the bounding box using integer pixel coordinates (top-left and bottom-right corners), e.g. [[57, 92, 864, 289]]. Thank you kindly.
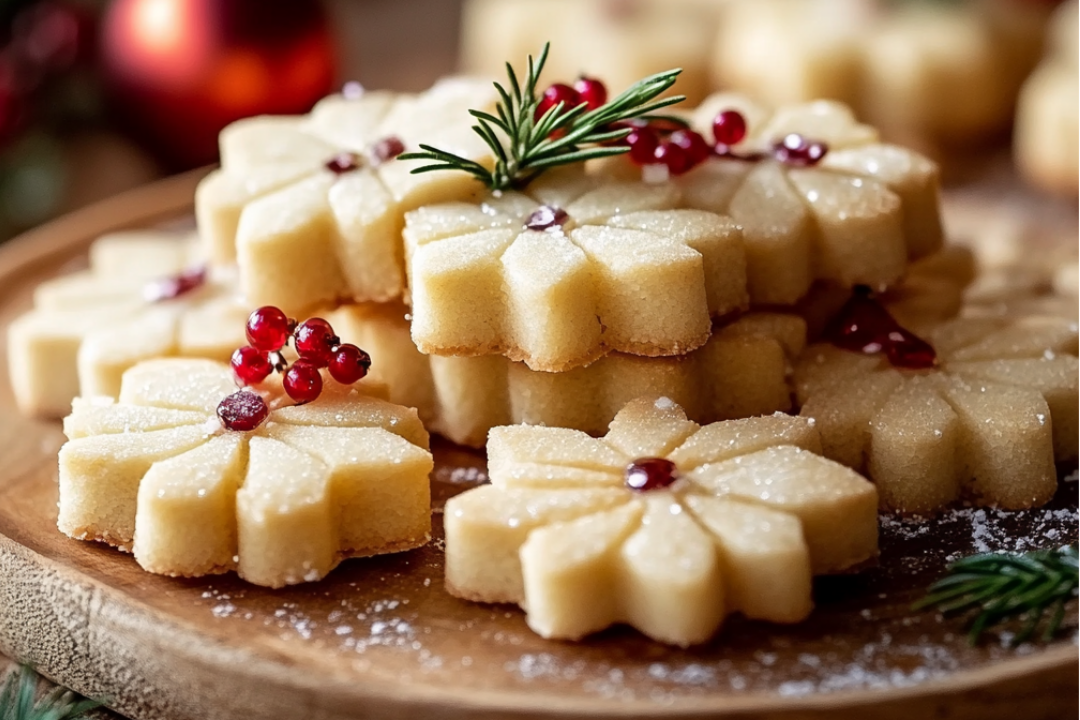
[[399, 43, 686, 191], [914, 545, 1079, 646], [0, 665, 103, 720]]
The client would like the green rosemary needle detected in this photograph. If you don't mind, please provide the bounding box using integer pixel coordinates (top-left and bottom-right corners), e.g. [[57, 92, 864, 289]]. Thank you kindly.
[[0, 665, 103, 720], [914, 545, 1079, 646], [398, 43, 686, 191]]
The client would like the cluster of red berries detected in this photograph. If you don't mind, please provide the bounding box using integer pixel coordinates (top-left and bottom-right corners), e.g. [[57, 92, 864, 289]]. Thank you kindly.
[[233, 306, 372, 403], [824, 287, 937, 370], [219, 307, 371, 432], [534, 76, 609, 120], [622, 108, 827, 175]]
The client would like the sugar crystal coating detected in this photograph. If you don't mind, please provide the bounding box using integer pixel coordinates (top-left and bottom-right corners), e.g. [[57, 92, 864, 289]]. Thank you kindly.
[[57, 358, 432, 588], [444, 397, 879, 646], [6, 231, 249, 418], [197, 78, 498, 314]]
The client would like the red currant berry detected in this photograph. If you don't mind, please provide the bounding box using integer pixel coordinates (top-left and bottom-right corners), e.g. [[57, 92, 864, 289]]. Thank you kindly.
[[625, 457, 679, 492], [535, 83, 581, 120], [294, 318, 339, 367], [773, 133, 827, 166], [328, 344, 372, 384], [670, 129, 711, 168], [370, 135, 405, 165], [524, 205, 569, 231], [712, 110, 747, 147], [325, 152, 362, 174], [143, 266, 207, 303], [230, 346, 272, 386], [573, 76, 607, 110], [626, 125, 659, 165], [654, 140, 692, 175], [246, 306, 291, 352], [217, 390, 269, 432], [283, 360, 323, 405]]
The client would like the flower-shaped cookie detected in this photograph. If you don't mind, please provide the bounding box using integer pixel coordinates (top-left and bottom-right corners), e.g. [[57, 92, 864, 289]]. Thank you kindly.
[[403, 168, 748, 371], [8, 231, 249, 417], [195, 77, 496, 313], [461, 0, 714, 105], [712, 0, 1046, 148], [1015, 0, 1078, 195], [672, 93, 943, 305], [58, 358, 432, 588], [444, 397, 879, 646], [332, 303, 804, 447], [796, 300, 1079, 514]]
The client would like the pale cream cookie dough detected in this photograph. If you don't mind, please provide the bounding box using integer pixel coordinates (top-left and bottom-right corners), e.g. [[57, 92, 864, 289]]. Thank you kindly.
[[444, 396, 879, 646], [460, 0, 715, 105], [669, 94, 943, 305], [7, 231, 249, 418], [712, 0, 1048, 149], [795, 297, 1078, 514], [58, 358, 432, 588], [330, 303, 805, 447], [403, 167, 748, 371], [1015, 0, 1079, 195], [196, 77, 496, 314]]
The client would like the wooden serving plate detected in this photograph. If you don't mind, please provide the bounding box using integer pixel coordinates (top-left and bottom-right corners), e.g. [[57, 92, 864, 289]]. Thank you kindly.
[[0, 172, 1076, 720]]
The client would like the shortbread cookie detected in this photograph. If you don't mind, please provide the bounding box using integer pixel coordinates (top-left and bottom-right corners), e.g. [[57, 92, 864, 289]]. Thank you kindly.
[[444, 396, 879, 646], [330, 304, 805, 447], [7, 231, 249, 417], [795, 292, 1078, 514], [1015, 0, 1078, 195], [712, 0, 1046, 148], [58, 358, 432, 588], [196, 78, 496, 313], [667, 94, 943, 305], [403, 167, 748, 371], [461, 0, 713, 105]]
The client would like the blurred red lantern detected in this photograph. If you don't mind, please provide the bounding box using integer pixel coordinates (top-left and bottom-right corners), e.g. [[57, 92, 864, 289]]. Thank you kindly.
[[101, 0, 336, 168]]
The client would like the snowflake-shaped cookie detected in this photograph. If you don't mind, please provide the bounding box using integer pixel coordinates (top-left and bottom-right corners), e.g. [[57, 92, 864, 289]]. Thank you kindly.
[[670, 93, 943, 305], [59, 358, 432, 588], [332, 303, 804, 447], [403, 168, 748, 371], [195, 78, 496, 313], [796, 302, 1079, 514], [8, 231, 249, 417], [444, 396, 878, 646]]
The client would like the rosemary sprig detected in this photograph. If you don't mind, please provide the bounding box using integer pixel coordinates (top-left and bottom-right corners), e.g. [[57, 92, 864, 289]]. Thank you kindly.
[[913, 545, 1079, 646], [399, 43, 685, 191], [0, 665, 103, 720]]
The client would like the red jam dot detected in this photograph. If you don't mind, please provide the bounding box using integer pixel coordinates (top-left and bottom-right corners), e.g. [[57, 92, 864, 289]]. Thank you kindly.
[[294, 317, 339, 367], [625, 457, 679, 492], [712, 109, 747, 147], [573, 76, 608, 111], [325, 152, 362, 174], [230, 346, 272, 386], [328, 343, 372, 384], [217, 390, 269, 432], [824, 287, 938, 369], [773, 133, 828, 166], [525, 205, 569, 231], [370, 135, 405, 165], [535, 83, 581, 120], [246, 306, 291, 352], [283, 360, 323, 404], [143, 266, 207, 303]]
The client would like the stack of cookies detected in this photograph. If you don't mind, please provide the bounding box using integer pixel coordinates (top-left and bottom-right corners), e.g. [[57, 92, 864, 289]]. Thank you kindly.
[[5, 46, 1077, 630]]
